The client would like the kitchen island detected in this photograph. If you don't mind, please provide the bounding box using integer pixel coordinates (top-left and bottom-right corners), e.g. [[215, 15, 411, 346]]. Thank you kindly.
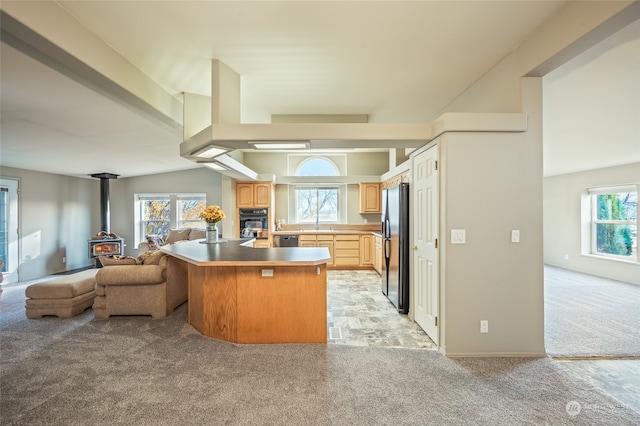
[[161, 239, 331, 344]]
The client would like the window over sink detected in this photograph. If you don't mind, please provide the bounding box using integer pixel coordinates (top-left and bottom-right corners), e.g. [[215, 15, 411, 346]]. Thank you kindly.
[[291, 157, 342, 225]]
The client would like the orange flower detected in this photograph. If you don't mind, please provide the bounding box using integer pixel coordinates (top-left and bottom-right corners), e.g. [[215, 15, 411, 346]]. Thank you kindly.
[[199, 205, 226, 223]]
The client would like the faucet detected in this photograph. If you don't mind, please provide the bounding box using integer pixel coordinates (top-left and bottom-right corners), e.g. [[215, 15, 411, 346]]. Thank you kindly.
[[315, 214, 319, 230]]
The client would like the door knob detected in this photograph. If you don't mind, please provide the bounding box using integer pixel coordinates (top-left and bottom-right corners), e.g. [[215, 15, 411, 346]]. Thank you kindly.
[[412, 245, 418, 250]]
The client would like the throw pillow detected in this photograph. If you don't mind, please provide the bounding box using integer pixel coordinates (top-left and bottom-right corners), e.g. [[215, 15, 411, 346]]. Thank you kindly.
[[164, 228, 191, 245], [189, 228, 206, 240], [137, 250, 165, 265], [145, 234, 165, 250], [99, 256, 137, 267]]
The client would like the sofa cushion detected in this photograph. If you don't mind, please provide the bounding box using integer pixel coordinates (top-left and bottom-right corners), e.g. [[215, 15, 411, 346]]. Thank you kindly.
[[26, 269, 98, 299], [164, 228, 191, 244], [137, 250, 165, 265], [189, 228, 206, 240], [145, 234, 165, 250], [96, 265, 166, 286], [99, 256, 138, 267]]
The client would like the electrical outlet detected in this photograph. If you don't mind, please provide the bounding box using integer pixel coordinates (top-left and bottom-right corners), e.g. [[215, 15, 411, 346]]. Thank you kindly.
[[480, 320, 489, 333], [62, 256, 66, 264], [511, 230, 520, 243]]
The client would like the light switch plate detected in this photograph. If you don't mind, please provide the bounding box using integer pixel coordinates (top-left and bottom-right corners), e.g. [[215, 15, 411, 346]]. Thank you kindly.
[[451, 229, 466, 244], [511, 230, 520, 243]]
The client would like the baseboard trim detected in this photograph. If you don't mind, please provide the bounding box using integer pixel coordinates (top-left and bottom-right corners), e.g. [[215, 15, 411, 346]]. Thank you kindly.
[[442, 351, 548, 358]]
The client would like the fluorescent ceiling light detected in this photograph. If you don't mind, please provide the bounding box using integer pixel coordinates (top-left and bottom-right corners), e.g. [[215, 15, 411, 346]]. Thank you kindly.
[[192, 145, 227, 158], [249, 141, 310, 150], [203, 163, 227, 171]]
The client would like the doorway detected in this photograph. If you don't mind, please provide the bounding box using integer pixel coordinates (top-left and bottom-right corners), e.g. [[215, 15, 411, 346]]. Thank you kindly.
[[1, 178, 19, 284]]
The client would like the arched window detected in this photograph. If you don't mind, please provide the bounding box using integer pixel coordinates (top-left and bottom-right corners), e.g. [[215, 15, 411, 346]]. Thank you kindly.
[[296, 157, 339, 177], [294, 157, 340, 224]]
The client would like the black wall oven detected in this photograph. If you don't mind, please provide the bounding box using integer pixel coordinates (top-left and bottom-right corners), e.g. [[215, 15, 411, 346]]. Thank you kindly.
[[239, 208, 269, 238]]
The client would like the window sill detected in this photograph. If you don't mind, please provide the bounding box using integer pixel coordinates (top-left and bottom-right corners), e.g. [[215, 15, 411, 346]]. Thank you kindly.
[[581, 253, 640, 266]]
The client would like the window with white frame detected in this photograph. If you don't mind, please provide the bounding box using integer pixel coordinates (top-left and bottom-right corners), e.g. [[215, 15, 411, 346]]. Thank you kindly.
[[293, 157, 341, 224], [588, 185, 638, 261], [295, 186, 339, 224], [136, 193, 206, 243]]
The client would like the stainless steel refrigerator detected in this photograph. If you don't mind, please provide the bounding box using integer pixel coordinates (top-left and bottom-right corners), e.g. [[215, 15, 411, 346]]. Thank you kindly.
[[381, 182, 410, 313]]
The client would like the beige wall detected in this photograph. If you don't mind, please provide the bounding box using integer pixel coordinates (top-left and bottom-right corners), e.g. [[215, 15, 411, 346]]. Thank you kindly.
[[424, 2, 639, 356], [544, 162, 640, 284], [436, 126, 544, 357], [0, 167, 98, 279], [244, 151, 388, 225], [0, 166, 224, 280]]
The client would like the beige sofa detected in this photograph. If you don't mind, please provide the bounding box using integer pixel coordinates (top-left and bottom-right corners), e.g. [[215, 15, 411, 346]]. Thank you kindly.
[[138, 227, 206, 252], [93, 252, 188, 319]]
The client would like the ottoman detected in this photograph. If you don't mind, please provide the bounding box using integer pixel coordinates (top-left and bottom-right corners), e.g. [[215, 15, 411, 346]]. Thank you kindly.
[[25, 269, 98, 319]]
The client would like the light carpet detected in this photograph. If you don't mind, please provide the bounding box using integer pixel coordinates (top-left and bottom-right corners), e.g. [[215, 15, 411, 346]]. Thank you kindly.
[[2, 279, 639, 425], [544, 265, 640, 359]]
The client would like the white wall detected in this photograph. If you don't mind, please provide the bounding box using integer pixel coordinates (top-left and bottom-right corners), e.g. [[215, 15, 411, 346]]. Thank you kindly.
[[0, 167, 98, 280], [544, 163, 640, 284]]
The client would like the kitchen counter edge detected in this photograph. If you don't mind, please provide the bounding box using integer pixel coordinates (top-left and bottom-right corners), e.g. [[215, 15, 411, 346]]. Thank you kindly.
[[161, 238, 331, 267]]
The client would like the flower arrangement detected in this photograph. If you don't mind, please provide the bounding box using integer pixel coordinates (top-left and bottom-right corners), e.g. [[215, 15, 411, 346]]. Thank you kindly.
[[199, 205, 226, 223]]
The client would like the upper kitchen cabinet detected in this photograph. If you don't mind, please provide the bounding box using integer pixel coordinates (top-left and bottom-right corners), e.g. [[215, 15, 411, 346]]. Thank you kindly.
[[359, 183, 381, 214], [236, 182, 274, 208]]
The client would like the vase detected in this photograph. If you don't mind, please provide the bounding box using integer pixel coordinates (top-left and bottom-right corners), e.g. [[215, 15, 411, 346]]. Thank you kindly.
[[205, 222, 219, 243]]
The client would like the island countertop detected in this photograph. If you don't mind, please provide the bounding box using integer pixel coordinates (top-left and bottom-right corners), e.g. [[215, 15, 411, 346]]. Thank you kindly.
[[161, 238, 331, 267]]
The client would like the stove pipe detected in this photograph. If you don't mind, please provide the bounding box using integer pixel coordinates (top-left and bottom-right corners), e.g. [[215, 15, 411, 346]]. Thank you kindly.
[[90, 173, 119, 233]]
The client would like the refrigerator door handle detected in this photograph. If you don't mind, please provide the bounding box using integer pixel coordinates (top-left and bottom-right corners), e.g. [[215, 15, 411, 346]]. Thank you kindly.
[[383, 238, 391, 261]]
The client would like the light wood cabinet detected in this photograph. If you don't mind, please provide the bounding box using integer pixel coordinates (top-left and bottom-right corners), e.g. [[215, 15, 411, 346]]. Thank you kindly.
[[334, 234, 360, 267], [253, 239, 271, 248], [236, 182, 273, 208], [360, 234, 374, 266], [299, 234, 317, 247], [236, 183, 255, 208], [299, 234, 334, 265], [373, 234, 383, 275], [359, 183, 381, 214], [316, 235, 334, 266], [253, 183, 272, 207]]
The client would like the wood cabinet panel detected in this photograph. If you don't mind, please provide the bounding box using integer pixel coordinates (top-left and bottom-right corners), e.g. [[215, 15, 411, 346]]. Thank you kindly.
[[236, 183, 254, 208], [359, 183, 381, 214], [236, 182, 273, 208], [317, 240, 334, 266], [189, 264, 327, 344], [334, 240, 359, 249], [334, 257, 360, 266], [373, 234, 382, 275], [360, 234, 374, 266], [254, 183, 272, 207]]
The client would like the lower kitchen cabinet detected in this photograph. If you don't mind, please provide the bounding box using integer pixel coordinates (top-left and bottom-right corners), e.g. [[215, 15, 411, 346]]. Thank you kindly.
[[316, 235, 334, 266], [360, 234, 374, 266], [373, 234, 382, 275], [334, 234, 360, 267]]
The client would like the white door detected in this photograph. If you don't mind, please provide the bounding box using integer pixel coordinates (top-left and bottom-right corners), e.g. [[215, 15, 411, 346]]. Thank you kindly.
[[1, 179, 19, 284], [412, 145, 439, 345]]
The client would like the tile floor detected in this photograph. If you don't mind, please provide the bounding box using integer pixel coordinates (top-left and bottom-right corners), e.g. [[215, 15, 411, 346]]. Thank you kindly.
[[326, 269, 436, 350]]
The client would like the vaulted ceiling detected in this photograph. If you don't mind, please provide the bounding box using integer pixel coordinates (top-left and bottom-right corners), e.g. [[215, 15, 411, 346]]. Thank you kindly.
[[0, 1, 638, 178]]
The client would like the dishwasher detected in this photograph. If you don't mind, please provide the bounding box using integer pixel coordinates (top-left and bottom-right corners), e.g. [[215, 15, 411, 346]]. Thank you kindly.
[[274, 235, 299, 247]]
